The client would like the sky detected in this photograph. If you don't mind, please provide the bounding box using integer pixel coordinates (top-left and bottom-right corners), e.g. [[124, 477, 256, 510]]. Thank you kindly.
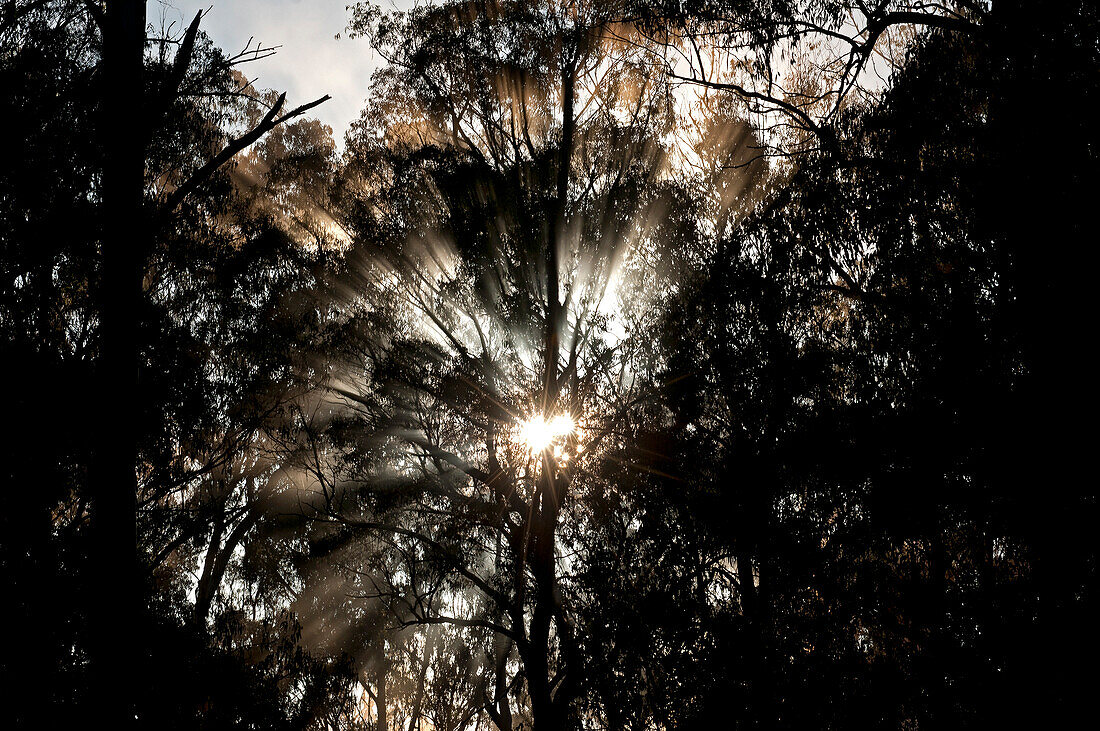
[[163, 1, 407, 145]]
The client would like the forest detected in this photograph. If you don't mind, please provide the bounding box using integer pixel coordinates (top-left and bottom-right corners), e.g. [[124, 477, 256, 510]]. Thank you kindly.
[[1, 1, 1097, 729]]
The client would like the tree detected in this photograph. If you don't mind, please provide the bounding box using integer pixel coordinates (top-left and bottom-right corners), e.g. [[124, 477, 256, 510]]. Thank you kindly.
[[296, 2, 724, 728], [631, 1, 986, 161], [651, 3, 1099, 727], [90, 2, 328, 722], [0, 2, 345, 724]]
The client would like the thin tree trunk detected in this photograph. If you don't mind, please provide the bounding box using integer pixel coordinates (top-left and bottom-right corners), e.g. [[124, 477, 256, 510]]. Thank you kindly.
[[193, 500, 226, 624], [407, 633, 433, 731], [491, 632, 514, 731], [376, 656, 388, 731], [194, 505, 263, 625]]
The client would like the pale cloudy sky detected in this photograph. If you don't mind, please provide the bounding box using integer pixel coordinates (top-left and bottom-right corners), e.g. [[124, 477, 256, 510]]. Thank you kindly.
[[161, 1, 408, 144]]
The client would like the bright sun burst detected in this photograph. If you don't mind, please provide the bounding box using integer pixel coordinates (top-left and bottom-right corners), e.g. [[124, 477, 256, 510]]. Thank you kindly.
[[519, 413, 575, 453]]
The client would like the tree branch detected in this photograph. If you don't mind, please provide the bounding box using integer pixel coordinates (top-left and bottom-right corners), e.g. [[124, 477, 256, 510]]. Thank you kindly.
[[157, 91, 331, 219]]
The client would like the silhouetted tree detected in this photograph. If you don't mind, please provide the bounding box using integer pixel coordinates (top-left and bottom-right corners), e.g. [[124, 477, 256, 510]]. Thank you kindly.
[[0, 2, 349, 726]]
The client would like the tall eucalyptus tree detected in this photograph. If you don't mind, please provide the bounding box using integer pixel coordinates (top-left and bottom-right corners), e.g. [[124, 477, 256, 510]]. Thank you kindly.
[[294, 2, 732, 727]]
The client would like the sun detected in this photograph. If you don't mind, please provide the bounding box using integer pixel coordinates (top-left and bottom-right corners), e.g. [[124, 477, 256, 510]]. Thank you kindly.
[[519, 413, 575, 453]]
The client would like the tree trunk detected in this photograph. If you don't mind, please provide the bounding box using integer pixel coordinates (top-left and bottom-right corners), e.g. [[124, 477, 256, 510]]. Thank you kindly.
[[527, 510, 561, 731], [490, 633, 514, 731], [193, 500, 226, 625], [407, 634, 432, 731], [89, 0, 146, 724], [194, 505, 263, 625], [526, 48, 577, 731], [376, 657, 388, 731]]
